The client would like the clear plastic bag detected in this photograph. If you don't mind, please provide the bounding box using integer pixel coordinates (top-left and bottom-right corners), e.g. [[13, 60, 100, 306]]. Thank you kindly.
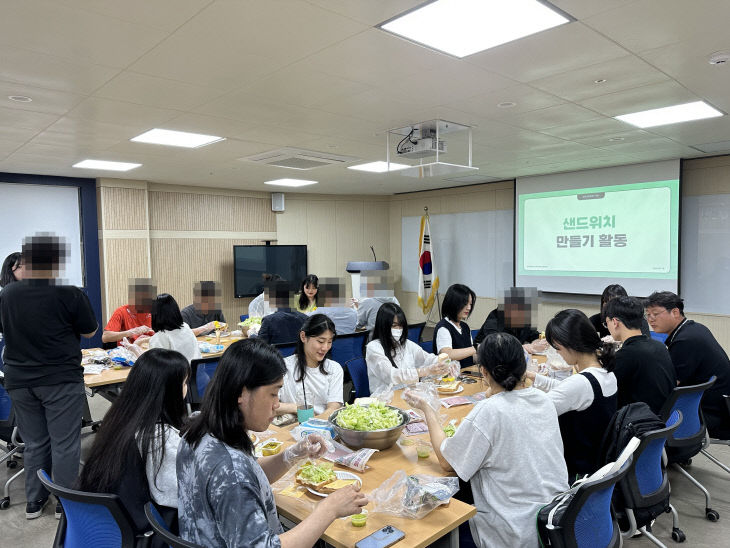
[[403, 382, 442, 415], [369, 471, 459, 519], [369, 385, 394, 405]]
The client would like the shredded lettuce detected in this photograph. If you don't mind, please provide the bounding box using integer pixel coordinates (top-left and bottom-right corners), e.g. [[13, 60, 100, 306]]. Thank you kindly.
[[443, 424, 456, 437], [335, 402, 402, 431], [240, 317, 263, 327], [297, 461, 335, 484]]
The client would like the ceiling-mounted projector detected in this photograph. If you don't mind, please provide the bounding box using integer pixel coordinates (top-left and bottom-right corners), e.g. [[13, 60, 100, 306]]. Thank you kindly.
[[397, 137, 447, 158]]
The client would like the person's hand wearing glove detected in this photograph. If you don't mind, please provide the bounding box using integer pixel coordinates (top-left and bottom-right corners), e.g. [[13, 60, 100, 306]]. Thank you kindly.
[[282, 433, 330, 467], [418, 359, 450, 379]]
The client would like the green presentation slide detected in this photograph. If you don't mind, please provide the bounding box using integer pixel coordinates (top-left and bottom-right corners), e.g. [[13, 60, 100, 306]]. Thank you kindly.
[[518, 180, 679, 278]]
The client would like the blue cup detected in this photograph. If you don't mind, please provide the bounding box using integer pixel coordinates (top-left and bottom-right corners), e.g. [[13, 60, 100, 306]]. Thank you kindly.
[[297, 405, 315, 424]]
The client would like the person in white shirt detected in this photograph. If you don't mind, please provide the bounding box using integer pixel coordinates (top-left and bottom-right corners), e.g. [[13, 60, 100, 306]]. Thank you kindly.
[[434, 284, 478, 368], [278, 314, 344, 416], [366, 303, 450, 395], [404, 332, 568, 548], [77, 348, 191, 527], [525, 309, 618, 481], [148, 294, 202, 363]]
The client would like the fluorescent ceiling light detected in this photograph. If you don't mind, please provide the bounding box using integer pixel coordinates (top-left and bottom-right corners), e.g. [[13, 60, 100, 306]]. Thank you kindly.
[[348, 161, 410, 173], [264, 178, 318, 188], [130, 128, 224, 148], [72, 159, 141, 172], [379, 0, 571, 58], [615, 101, 723, 128]]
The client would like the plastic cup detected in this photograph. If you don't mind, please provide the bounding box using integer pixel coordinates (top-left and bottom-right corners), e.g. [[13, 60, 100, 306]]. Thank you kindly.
[[297, 405, 315, 424], [416, 440, 432, 459], [351, 509, 368, 527]]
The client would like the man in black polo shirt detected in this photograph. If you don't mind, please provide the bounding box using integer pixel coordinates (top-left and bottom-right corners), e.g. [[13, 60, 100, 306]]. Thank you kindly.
[[0, 234, 98, 519], [181, 280, 226, 336], [604, 296, 676, 415], [645, 291, 730, 439]]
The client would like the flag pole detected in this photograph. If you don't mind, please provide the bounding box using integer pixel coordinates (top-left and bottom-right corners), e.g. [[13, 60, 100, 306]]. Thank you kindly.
[[423, 206, 442, 324]]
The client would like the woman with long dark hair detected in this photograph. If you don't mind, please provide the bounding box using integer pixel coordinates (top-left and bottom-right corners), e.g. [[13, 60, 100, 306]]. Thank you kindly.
[[525, 308, 618, 480], [0, 252, 23, 288], [148, 293, 201, 363], [404, 333, 568, 548], [77, 348, 191, 530], [365, 303, 449, 395], [278, 313, 343, 416], [434, 283, 477, 367], [296, 274, 318, 313], [177, 338, 367, 547]]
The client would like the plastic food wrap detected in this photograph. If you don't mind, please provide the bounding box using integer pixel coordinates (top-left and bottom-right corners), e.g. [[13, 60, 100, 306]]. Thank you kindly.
[[369, 471, 459, 519]]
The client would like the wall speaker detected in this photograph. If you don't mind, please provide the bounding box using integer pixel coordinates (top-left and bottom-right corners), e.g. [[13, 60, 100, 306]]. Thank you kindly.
[[271, 192, 285, 212]]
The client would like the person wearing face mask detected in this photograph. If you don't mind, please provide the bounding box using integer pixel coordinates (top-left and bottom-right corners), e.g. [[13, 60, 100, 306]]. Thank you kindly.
[[366, 303, 450, 395], [277, 314, 343, 417]]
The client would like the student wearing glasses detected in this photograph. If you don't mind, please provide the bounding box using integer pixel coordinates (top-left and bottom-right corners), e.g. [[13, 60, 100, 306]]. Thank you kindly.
[[645, 291, 730, 439]]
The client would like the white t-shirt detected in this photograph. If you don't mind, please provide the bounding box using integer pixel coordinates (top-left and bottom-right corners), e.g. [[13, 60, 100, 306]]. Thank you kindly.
[[365, 339, 438, 395], [441, 388, 568, 548], [148, 323, 202, 363], [142, 424, 181, 508], [532, 366, 617, 416], [280, 355, 344, 415], [435, 318, 473, 366]]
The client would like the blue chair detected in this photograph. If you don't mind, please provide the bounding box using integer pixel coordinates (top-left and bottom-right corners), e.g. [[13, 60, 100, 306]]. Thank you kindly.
[[38, 469, 145, 548], [144, 502, 202, 548], [239, 314, 249, 322], [617, 410, 685, 545], [420, 340, 434, 354], [650, 331, 668, 343], [0, 377, 24, 510], [344, 357, 370, 399], [659, 376, 720, 522], [542, 459, 631, 548], [330, 331, 368, 366], [272, 341, 296, 358], [188, 357, 220, 413], [407, 322, 425, 344]]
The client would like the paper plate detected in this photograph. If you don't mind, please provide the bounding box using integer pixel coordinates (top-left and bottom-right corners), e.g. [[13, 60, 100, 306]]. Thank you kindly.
[[307, 471, 361, 497]]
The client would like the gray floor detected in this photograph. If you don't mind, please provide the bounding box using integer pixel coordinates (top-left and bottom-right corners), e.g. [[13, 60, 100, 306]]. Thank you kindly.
[[2, 393, 730, 547]]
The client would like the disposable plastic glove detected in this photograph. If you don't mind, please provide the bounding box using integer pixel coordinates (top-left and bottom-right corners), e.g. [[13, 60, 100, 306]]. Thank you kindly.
[[419, 360, 450, 379], [282, 433, 331, 467]]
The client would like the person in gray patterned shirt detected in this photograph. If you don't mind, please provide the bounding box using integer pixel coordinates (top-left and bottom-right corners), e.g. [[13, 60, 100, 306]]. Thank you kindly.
[[177, 338, 367, 547]]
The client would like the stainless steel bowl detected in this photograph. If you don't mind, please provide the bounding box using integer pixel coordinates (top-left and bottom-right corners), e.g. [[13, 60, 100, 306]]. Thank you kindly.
[[328, 405, 410, 450]]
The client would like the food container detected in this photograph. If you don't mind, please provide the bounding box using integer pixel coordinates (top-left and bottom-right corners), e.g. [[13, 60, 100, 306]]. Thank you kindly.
[[328, 406, 410, 451], [351, 510, 368, 527], [416, 440, 432, 459], [261, 440, 283, 456]]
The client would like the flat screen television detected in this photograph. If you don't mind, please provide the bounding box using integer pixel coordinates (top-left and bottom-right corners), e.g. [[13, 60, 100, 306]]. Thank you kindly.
[[233, 245, 308, 298]]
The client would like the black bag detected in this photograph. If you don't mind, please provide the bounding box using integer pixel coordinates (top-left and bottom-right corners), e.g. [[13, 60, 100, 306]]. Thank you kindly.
[[537, 485, 579, 548], [598, 402, 669, 529]]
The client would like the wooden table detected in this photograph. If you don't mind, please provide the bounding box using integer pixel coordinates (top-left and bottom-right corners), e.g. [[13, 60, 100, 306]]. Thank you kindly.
[[272, 378, 489, 548]]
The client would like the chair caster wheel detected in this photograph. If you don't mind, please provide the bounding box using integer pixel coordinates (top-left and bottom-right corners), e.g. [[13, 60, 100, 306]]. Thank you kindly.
[[671, 528, 686, 542], [705, 508, 719, 522], [0, 497, 10, 510], [92, 424, 100, 432], [7, 460, 18, 469]]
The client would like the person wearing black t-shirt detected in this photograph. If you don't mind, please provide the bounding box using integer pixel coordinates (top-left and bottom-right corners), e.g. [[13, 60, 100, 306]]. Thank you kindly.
[[646, 291, 730, 439], [603, 296, 676, 415], [589, 284, 651, 338], [0, 234, 98, 519]]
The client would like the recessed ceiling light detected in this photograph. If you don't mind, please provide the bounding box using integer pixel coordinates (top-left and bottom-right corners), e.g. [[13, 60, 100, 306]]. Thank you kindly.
[[379, 0, 572, 58], [348, 161, 410, 173], [708, 51, 730, 65], [594, 78, 607, 84], [497, 101, 517, 108], [130, 128, 225, 148], [608, 137, 625, 142], [8, 95, 32, 103], [264, 178, 318, 188], [615, 101, 723, 128], [72, 159, 141, 172]]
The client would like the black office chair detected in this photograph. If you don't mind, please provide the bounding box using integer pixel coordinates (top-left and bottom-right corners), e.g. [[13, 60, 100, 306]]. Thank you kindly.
[[187, 356, 220, 414], [659, 376, 720, 521], [144, 502, 203, 548]]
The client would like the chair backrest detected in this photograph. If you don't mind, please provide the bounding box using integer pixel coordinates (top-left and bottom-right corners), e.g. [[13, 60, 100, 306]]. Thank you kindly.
[[330, 331, 368, 365], [560, 458, 632, 548], [189, 357, 220, 403], [659, 376, 715, 445], [618, 410, 682, 509], [38, 470, 138, 548], [407, 322, 425, 344], [239, 314, 249, 322], [345, 357, 370, 399], [144, 502, 203, 548], [420, 340, 433, 354], [273, 341, 296, 358], [649, 331, 668, 343]]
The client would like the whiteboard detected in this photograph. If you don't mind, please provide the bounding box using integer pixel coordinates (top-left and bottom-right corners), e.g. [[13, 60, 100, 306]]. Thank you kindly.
[[0, 182, 84, 287], [681, 194, 730, 314], [402, 210, 513, 297]]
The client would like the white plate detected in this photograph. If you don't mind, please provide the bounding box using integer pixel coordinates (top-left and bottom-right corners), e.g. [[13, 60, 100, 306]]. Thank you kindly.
[[531, 350, 548, 356], [306, 471, 361, 497], [437, 385, 464, 394]]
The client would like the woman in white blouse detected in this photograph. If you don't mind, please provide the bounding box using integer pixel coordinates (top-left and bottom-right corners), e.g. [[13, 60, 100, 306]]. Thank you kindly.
[[278, 314, 344, 416], [366, 303, 450, 395], [148, 293, 202, 363]]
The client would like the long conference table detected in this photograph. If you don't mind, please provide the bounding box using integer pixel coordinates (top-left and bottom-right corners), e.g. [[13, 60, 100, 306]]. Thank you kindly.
[[83, 338, 525, 547]]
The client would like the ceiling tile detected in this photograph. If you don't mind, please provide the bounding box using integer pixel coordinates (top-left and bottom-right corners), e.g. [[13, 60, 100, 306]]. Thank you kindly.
[[578, 81, 698, 117], [305, 0, 424, 25], [550, 0, 637, 19], [539, 117, 633, 140], [66, 97, 179, 128], [447, 84, 564, 120], [0, 81, 85, 116], [507, 103, 603, 131], [0, 106, 60, 131]]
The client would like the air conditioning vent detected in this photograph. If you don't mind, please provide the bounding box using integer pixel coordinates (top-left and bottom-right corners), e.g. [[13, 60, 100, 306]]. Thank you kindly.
[[240, 148, 358, 170]]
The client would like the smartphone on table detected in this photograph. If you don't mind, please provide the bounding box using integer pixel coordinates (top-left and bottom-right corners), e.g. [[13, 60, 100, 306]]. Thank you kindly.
[[354, 525, 405, 548]]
